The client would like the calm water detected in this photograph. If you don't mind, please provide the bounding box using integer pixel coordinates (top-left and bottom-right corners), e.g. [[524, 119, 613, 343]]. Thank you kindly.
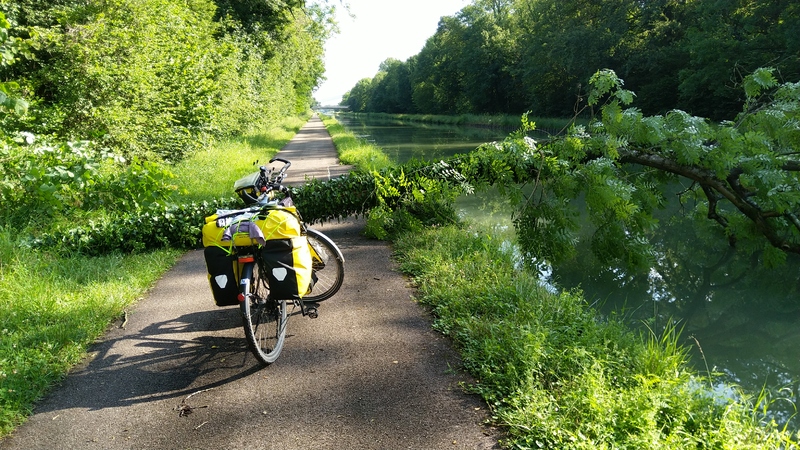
[[337, 115, 508, 163], [336, 114, 800, 428]]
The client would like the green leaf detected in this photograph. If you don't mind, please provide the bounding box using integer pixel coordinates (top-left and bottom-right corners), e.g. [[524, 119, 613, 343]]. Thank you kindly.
[[743, 67, 777, 99]]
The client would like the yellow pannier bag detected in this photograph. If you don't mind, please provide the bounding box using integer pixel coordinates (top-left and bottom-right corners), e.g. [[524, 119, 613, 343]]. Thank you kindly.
[[202, 207, 302, 248], [259, 236, 313, 299], [202, 207, 313, 300]]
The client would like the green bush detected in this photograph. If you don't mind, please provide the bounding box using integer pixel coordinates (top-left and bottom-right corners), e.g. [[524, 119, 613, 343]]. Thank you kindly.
[[29, 198, 239, 255], [29, 0, 224, 161], [0, 139, 178, 228], [2, 0, 331, 162]]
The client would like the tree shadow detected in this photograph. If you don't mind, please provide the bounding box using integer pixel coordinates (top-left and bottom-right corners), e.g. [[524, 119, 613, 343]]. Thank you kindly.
[[32, 308, 265, 414]]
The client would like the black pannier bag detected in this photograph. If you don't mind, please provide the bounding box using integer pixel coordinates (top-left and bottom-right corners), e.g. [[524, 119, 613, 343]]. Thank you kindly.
[[203, 246, 241, 306], [259, 239, 311, 300]]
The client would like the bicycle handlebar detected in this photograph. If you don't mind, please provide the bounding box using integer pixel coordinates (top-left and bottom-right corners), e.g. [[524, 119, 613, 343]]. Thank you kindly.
[[269, 157, 291, 166], [233, 158, 294, 206], [268, 158, 291, 184], [253, 158, 293, 206]]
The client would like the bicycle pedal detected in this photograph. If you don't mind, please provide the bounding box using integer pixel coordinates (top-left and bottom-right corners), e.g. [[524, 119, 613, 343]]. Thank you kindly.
[[303, 302, 320, 319]]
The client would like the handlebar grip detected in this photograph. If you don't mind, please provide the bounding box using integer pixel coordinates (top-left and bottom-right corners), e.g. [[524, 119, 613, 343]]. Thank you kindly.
[[269, 157, 291, 168]]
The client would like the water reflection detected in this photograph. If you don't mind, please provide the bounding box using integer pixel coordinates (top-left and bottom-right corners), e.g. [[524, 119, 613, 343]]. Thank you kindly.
[[336, 115, 507, 163], [549, 199, 800, 429], [336, 113, 800, 430]]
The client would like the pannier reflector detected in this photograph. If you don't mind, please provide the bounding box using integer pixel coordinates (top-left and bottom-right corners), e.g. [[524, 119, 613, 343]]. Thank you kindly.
[[272, 268, 288, 281], [214, 275, 228, 289]]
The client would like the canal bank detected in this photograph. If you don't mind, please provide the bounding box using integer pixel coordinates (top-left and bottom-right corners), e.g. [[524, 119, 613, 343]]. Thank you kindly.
[[334, 112, 800, 432]]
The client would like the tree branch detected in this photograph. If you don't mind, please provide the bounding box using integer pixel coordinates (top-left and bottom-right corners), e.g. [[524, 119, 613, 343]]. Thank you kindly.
[[782, 160, 800, 171], [618, 148, 800, 254], [700, 185, 729, 228]]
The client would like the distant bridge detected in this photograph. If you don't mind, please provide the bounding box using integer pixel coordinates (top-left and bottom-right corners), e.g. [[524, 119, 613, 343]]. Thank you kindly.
[[316, 105, 350, 113]]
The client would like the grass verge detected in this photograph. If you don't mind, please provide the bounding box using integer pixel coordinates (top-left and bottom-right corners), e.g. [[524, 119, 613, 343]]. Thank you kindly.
[[171, 115, 308, 202], [319, 114, 394, 171], [393, 224, 798, 448]]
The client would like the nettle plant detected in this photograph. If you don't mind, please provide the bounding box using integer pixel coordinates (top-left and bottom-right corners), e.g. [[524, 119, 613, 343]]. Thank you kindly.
[[1, 138, 177, 225]]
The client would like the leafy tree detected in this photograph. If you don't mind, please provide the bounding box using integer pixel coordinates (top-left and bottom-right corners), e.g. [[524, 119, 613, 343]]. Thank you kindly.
[[411, 15, 469, 114], [676, 0, 800, 120], [613, 0, 690, 116], [459, 69, 800, 268], [0, 0, 334, 161], [367, 58, 414, 113], [47, 0, 221, 160], [450, 3, 522, 113], [512, 0, 638, 117], [345, 0, 799, 121], [342, 77, 373, 112], [211, 0, 304, 34]]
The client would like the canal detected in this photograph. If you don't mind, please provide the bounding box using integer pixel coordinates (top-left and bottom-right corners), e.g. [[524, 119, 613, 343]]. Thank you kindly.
[[336, 113, 800, 429]]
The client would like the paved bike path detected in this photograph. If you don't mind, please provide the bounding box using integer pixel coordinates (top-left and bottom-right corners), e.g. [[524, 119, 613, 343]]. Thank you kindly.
[[1, 116, 500, 449]]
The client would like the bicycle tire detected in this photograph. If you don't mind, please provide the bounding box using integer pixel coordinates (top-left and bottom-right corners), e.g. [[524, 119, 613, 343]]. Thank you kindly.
[[240, 262, 287, 365], [303, 228, 345, 302]]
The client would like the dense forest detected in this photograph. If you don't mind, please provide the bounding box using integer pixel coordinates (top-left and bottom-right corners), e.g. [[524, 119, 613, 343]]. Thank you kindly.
[[1, 0, 331, 159], [342, 0, 800, 120]]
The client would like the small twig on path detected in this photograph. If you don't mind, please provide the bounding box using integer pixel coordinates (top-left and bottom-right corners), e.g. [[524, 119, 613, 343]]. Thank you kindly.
[[174, 388, 216, 417]]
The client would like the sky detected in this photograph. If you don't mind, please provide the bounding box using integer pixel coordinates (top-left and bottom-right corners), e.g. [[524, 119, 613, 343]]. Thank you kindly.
[[313, 0, 469, 106]]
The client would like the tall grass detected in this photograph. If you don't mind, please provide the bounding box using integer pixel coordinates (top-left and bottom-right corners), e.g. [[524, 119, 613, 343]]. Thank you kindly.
[[393, 224, 799, 448]]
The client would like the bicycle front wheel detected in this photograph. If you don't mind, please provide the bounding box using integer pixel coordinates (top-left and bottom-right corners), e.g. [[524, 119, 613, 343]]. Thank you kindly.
[[303, 228, 345, 302], [240, 262, 287, 365]]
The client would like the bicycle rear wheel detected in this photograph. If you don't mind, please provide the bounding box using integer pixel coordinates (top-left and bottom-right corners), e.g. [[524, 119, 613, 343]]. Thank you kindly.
[[240, 262, 287, 365], [303, 228, 345, 302]]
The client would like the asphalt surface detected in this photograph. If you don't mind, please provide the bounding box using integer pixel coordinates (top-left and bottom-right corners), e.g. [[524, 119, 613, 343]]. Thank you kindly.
[[0, 116, 500, 449]]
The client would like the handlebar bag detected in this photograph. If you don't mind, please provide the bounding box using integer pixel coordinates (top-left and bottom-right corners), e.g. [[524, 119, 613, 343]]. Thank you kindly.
[[234, 171, 261, 205]]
